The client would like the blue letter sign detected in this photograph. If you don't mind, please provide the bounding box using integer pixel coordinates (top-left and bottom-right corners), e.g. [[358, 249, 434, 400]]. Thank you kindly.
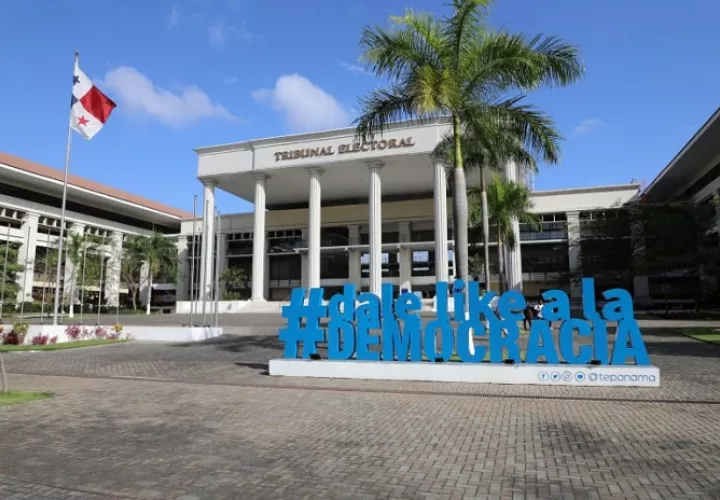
[[279, 278, 651, 366]]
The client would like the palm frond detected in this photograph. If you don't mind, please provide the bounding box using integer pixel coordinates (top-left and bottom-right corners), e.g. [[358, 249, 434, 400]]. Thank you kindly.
[[445, 0, 492, 71], [463, 31, 583, 97], [469, 97, 562, 165], [360, 10, 446, 81], [353, 85, 440, 141]]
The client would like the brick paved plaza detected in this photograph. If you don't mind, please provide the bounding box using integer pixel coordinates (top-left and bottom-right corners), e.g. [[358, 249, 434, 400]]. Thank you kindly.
[[1, 315, 719, 499]]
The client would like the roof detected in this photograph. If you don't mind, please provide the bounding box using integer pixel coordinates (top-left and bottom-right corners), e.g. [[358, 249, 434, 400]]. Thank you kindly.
[[641, 107, 720, 202], [0, 151, 192, 219]]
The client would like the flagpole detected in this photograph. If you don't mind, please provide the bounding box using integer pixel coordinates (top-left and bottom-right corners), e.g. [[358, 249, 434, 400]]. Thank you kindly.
[[189, 195, 197, 326], [79, 232, 88, 323], [97, 240, 105, 325], [0, 224, 11, 321], [52, 51, 79, 326]]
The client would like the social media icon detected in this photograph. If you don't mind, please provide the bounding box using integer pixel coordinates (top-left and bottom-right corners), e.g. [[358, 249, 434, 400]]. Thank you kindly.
[[538, 372, 549, 381], [562, 371, 573, 382], [575, 372, 586, 382], [551, 372, 561, 381], [589, 372, 598, 382]]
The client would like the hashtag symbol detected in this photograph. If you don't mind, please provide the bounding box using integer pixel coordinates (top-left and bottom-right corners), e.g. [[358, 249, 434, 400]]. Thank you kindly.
[[279, 287, 328, 359]]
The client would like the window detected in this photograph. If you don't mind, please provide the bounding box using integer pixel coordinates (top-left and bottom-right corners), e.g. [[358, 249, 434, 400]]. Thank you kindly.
[[361, 252, 398, 277], [320, 252, 348, 279]]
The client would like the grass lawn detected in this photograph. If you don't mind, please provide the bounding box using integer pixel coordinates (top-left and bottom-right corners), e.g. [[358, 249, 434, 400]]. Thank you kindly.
[[678, 329, 720, 345], [0, 339, 130, 352], [0, 391, 54, 406]]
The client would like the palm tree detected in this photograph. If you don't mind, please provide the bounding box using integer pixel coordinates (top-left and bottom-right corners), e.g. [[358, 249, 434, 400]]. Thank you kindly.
[[136, 232, 177, 315], [477, 175, 541, 292], [353, 0, 582, 284], [120, 236, 145, 312], [219, 267, 247, 300], [64, 233, 99, 319], [435, 113, 559, 288]]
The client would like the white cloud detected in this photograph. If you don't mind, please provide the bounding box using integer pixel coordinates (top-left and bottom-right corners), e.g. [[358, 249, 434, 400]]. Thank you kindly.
[[99, 66, 239, 127], [209, 20, 253, 47], [574, 118, 604, 135], [340, 61, 370, 76], [167, 3, 180, 29], [209, 21, 230, 46], [252, 74, 349, 133], [223, 76, 239, 85]]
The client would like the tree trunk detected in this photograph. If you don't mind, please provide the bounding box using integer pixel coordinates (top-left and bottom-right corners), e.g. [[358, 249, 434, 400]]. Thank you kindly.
[[497, 229, 505, 294], [0, 354, 7, 393], [130, 286, 137, 312], [447, 173, 458, 281], [68, 272, 75, 319], [145, 273, 152, 316], [452, 115, 469, 284], [480, 168, 491, 291], [451, 185, 458, 282]]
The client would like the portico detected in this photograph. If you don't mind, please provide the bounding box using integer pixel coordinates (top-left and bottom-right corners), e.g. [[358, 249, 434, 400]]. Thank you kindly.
[[194, 119, 467, 301]]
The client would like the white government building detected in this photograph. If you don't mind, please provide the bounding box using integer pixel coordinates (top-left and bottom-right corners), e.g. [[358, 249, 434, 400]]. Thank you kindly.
[[0, 152, 188, 312], [4, 107, 718, 314], [180, 118, 646, 313]]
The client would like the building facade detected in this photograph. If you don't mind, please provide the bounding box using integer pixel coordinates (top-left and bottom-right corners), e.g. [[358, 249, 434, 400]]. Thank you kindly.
[[0, 152, 190, 311], [182, 119, 642, 308]]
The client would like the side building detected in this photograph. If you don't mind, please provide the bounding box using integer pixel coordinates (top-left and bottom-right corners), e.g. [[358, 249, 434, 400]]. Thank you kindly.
[[179, 119, 641, 310], [0, 152, 190, 313]]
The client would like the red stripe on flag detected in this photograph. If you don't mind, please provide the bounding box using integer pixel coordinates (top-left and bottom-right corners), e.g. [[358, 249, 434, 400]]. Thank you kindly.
[[79, 86, 117, 124]]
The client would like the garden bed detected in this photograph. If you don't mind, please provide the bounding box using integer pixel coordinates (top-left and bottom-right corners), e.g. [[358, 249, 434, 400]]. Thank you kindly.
[[1, 322, 132, 348]]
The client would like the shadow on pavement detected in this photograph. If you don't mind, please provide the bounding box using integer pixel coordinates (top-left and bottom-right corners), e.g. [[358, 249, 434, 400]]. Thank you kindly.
[[170, 334, 284, 353], [233, 361, 270, 374]]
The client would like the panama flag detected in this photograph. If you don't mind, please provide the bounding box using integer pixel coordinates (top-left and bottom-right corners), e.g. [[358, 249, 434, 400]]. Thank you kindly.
[[70, 61, 116, 140]]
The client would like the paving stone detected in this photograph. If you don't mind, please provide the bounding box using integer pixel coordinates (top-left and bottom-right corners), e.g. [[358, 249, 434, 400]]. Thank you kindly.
[[0, 316, 719, 499]]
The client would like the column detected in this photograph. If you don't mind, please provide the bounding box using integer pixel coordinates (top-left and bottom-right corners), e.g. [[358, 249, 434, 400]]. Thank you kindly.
[[175, 236, 189, 302], [367, 161, 384, 296], [398, 222, 412, 291], [347, 225, 361, 288], [105, 231, 123, 306], [16, 212, 39, 304], [566, 211, 582, 299], [139, 261, 150, 307], [300, 228, 309, 289], [307, 167, 324, 290], [433, 160, 449, 283], [503, 161, 523, 292], [199, 179, 217, 303], [263, 235, 270, 300], [251, 173, 267, 301]]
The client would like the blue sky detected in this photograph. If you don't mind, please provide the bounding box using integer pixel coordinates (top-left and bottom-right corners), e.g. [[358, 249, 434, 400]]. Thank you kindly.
[[1, 0, 718, 215]]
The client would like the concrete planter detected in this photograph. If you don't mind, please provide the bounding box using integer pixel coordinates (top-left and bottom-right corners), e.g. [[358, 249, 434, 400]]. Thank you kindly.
[[22, 324, 223, 344]]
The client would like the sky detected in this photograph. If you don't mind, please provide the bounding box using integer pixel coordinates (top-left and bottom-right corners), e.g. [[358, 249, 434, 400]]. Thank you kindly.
[[1, 0, 718, 215]]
